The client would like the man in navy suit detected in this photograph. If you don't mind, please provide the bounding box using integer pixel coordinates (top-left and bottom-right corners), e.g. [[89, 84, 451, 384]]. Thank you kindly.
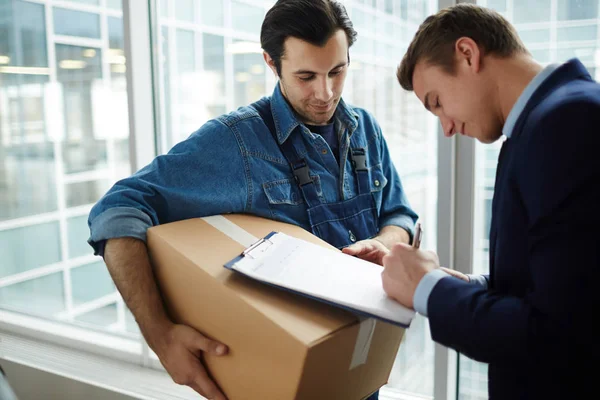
[[381, 4, 599, 399]]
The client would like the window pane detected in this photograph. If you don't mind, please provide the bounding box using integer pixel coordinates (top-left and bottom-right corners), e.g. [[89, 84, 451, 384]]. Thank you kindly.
[[557, 25, 597, 42], [518, 27, 550, 44], [63, 0, 100, 5], [67, 215, 94, 259], [53, 7, 101, 39], [233, 42, 266, 108], [175, 0, 195, 23], [200, 0, 223, 27], [0, 222, 61, 278], [0, 272, 65, 315], [66, 180, 111, 208], [203, 33, 226, 116], [55, 44, 107, 174], [231, 2, 263, 34], [513, 0, 551, 23], [557, 0, 598, 20], [71, 261, 115, 305], [107, 0, 122, 10], [0, 4, 134, 337], [75, 303, 118, 327], [0, 1, 48, 67]]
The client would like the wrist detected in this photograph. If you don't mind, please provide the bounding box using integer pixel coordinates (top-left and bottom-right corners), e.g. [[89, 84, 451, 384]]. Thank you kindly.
[[141, 317, 175, 353]]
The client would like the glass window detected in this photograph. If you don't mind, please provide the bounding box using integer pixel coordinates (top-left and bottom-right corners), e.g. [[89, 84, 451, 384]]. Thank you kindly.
[[557, 25, 597, 42], [231, 2, 263, 34], [64, 0, 100, 5], [0, 3, 133, 336], [200, 0, 224, 26], [232, 40, 266, 109], [517, 28, 551, 44], [67, 215, 95, 259], [175, 0, 195, 23], [513, 0, 551, 23], [71, 262, 115, 305], [0, 272, 65, 315], [557, 0, 598, 21], [53, 7, 101, 39], [0, 222, 61, 278], [107, 0, 122, 10]]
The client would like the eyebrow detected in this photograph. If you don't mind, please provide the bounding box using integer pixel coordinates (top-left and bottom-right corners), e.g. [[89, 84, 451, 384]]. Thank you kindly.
[[424, 92, 431, 111], [293, 62, 348, 75]]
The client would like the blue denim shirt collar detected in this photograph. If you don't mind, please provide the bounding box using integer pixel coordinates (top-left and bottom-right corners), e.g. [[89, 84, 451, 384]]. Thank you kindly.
[[270, 83, 359, 144]]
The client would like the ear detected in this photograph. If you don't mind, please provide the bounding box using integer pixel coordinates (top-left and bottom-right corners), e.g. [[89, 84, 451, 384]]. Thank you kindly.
[[263, 51, 279, 78], [454, 37, 482, 73]]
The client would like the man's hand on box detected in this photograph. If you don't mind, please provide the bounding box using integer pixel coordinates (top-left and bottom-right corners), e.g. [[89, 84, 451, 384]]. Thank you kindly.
[[342, 239, 389, 265], [155, 323, 229, 399]]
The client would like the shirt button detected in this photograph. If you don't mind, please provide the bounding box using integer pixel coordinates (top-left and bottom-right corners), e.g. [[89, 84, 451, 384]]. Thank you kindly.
[[321, 149, 328, 155], [349, 230, 357, 243], [374, 179, 380, 187]]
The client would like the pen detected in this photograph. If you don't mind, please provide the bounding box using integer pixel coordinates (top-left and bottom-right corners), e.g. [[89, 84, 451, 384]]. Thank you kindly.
[[413, 222, 422, 249]]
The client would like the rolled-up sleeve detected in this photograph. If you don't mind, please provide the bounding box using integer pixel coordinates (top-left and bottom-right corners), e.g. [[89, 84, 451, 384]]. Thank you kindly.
[[87, 119, 249, 254]]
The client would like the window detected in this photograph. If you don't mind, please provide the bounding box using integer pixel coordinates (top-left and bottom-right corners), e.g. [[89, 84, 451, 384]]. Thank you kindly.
[[0, 0, 136, 337]]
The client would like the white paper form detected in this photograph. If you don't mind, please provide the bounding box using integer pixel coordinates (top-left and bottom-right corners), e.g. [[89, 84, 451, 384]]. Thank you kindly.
[[227, 232, 415, 327]]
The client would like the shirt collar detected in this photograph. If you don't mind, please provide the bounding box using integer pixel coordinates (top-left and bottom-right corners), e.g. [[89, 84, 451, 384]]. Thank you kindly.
[[269, 83, 358, 144], [502, 63, 560, 138]]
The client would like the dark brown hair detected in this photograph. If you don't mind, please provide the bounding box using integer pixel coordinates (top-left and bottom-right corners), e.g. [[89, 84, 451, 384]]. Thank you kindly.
[[398, 3, 528, 91], [261, 0, 357, 76]]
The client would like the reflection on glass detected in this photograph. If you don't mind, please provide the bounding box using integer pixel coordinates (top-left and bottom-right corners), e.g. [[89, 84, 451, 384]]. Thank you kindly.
[[175, 0, 195, 23], [0, 222, 61, 278], [233, 43, 266, 108], [71, 262, 115, 306], [53, 7, 101, 39], [513, 0, 551, 23], [67, 215, 95, 259], [0, 272, 65, 316], [231, 2, 263, 34], [200, 0, 224, 26], [75, 303, 118, 327], [0, 1, 132, 335], [557, 0, 598, 20], [56, 44, 107, 174]]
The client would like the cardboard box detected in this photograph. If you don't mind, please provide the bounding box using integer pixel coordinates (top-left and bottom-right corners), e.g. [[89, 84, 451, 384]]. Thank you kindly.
[[147, 214, 405, 400]]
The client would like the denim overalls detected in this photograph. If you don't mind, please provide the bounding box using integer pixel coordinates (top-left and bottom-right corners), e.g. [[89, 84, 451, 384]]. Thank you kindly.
[[257, 104, 381, 400]]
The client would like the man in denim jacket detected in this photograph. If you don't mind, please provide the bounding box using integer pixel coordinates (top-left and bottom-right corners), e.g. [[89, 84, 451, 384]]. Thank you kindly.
[[88, 1, 417, 398]]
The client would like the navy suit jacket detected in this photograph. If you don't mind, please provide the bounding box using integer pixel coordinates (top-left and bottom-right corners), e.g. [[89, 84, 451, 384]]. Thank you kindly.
[[428, 59, 600, 399]]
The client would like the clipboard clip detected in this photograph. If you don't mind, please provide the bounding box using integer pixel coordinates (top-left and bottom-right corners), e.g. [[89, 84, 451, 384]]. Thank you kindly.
[[242, 237, 274, 259]]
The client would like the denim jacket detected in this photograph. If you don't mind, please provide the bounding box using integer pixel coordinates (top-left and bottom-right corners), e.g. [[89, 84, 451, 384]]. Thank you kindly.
[[87, 84, 418, 254]]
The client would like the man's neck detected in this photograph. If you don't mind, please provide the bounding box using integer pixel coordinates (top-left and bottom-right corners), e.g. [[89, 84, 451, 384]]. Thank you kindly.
[[492, 54, 544, 126]]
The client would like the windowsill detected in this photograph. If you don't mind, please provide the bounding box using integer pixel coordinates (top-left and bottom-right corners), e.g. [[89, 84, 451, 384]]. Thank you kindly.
[[0, 310, 431, 400]]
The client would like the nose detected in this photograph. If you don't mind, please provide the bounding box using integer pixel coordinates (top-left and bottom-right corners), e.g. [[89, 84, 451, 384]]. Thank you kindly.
[[314, 77, 333, 102], [440, 115, 455, 137]]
